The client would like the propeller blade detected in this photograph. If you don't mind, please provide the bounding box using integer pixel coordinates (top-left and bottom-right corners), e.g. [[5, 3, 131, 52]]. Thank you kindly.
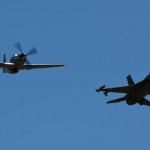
[[25, 59, 31, 64], [15, 42, 23, 53], [26, 47, 38, 56]]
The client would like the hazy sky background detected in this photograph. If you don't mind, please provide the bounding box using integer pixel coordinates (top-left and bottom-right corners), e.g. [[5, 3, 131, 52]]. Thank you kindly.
[[0, 0, 150, 150]]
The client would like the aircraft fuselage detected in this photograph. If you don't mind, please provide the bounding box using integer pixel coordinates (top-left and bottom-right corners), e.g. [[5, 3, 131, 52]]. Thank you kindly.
[[125, 82, 150, 105], [10, 54, 26, 65], [4, 54, 27, 74]]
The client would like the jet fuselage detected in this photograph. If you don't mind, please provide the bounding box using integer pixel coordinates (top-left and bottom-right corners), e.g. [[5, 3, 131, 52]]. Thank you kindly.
[[96, 74, 150, 106]]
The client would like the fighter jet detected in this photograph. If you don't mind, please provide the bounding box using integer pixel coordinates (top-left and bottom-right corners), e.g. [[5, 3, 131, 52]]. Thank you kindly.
[[96, 74, 150, 106], [0, 43, 65, 74]]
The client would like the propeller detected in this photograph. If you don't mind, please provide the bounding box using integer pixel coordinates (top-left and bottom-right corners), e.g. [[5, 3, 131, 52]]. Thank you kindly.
[[15, 42, 23, 53], [26, 47, 38, 56], [14, 42, 38, 64], [25, 59, 31, 64]]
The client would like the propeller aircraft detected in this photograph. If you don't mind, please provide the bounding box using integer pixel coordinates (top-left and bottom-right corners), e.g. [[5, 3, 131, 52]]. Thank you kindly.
[[96, 74, 150, 106], [1, 43, 65, 74]]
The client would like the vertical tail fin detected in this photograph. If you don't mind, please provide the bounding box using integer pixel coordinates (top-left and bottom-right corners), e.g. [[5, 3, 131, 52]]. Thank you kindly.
[[3, 54, 7, 73], [126, 75, 135, 85], [3, 54, 6, 63]]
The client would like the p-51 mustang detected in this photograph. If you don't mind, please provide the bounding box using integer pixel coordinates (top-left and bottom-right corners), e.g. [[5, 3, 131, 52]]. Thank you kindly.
[[0, 43, 65, 74], [96, 74, 150, 106]]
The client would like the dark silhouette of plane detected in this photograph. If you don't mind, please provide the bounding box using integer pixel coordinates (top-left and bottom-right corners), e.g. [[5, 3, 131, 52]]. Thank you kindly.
[[96, 74, 150, 106]]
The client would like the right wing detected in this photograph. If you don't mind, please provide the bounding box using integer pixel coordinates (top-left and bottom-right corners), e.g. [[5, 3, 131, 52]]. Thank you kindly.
[[17, 64, 65, 70]]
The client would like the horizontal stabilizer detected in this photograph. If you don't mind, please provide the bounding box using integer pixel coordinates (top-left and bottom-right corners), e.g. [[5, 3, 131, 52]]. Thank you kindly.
[[107, 97, 125, 104], [138, 98, 150, 106]]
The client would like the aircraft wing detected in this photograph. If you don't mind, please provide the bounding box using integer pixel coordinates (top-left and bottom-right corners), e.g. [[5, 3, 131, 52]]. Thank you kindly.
[[18, 64, 65, 70], [101, 85, 134, 93], [0, 63, 15, 69], [0, 63, 65, 70]]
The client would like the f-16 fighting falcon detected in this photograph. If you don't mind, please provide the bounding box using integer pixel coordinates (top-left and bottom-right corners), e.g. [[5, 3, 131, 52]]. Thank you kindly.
[[96, 74, 150, 106], [0, 43, 65, 74]]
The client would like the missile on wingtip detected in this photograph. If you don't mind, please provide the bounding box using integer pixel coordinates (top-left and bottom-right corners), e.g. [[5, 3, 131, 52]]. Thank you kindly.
[[96, 85, 106, 93]]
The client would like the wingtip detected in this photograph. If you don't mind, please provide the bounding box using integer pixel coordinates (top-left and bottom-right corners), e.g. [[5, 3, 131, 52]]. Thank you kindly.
[[95, 89, 99, 93], [58, 64, 66, 67]]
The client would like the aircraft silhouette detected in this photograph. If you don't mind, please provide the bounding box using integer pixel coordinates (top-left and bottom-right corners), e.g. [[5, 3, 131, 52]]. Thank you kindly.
[[96, 74, 150, 106], [0, 43, 65, 74]]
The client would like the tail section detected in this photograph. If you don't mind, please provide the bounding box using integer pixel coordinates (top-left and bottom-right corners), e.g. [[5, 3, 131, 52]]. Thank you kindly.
[[126, 75, 135, 85], [3, 54, 7, 73]]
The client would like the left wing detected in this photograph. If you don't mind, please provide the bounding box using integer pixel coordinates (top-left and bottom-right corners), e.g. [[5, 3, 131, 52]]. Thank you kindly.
[[0, 63, 15, 69], [101, 85, 135, 93], [17, 64, 65, 70]]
